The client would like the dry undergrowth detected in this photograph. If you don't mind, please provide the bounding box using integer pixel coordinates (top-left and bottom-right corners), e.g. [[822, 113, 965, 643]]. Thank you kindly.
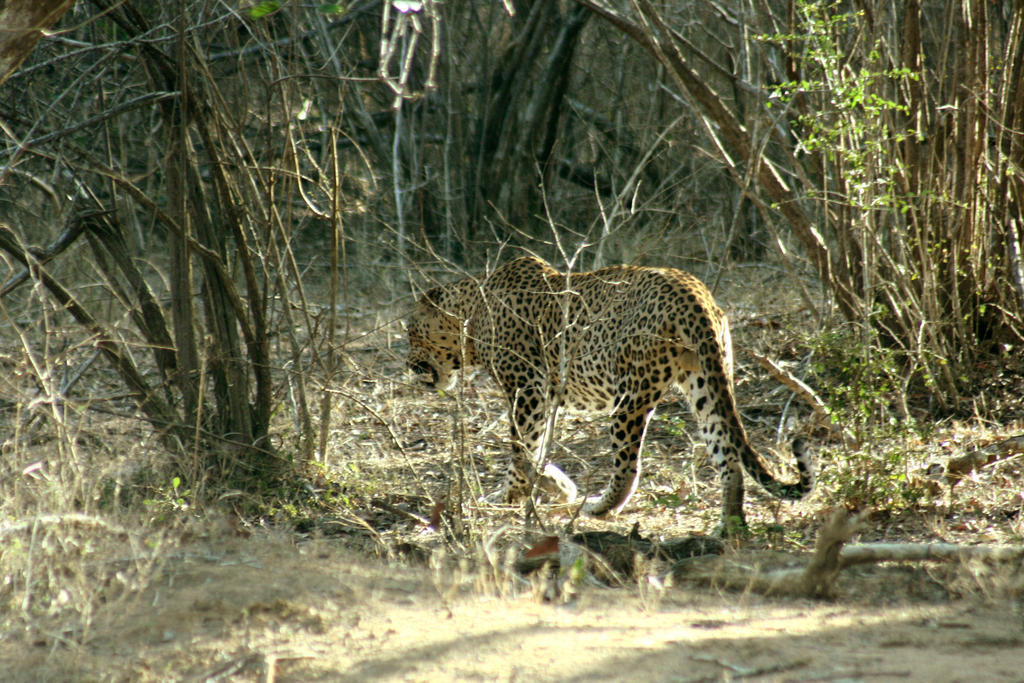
[[2, 266, 1024, 679]]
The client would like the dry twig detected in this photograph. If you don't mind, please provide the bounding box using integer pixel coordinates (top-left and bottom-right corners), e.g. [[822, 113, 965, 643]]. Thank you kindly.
[[748, 351, 858, 447]]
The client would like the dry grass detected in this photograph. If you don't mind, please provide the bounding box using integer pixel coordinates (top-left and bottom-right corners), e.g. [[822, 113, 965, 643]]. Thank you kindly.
[[3, 2, 1023, 676], [2, 257, 1024, 679]]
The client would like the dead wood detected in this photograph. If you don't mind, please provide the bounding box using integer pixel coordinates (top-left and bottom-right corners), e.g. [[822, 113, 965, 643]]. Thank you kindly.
[[941, 434, 1024, 486], [0, 513, 129, 539], [748, 351, 830, 423], [671, 508, 870, 599], [0, 212, 90, 296], [747, 351, 857, 448], [371, 498, 432, 527], [514, 512, 868, 599], [514, 522, 724, 580], [0, 223, 189, 450], [514, 511, 869, 599], [676, 510, 1024, 599], [839, 542, 1024, 567]]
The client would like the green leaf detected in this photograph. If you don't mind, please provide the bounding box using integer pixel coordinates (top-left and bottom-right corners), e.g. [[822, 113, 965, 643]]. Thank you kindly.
[[568, 556, 586, 585], [317, 3, 346, 14], [249, 1, 281, 19], [653, 493, 684, 508]]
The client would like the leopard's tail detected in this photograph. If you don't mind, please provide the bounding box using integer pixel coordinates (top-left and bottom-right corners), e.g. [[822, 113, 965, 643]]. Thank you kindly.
[[699, 334, 816, 500], [739, 437, 815, 500]]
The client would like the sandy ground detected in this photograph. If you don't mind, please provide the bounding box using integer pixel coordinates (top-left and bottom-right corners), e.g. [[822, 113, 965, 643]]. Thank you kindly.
[[4, 529, 1022, 682], [3, 273, 1023, 682]]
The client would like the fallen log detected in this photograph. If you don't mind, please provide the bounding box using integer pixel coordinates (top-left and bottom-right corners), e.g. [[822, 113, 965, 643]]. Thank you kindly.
[[675, 510, 1024, 598], [672, 508, 869, 599], [514, 522, 724, 582], [518, 510, 1024, 600], [942, 434, 1024, 486], [839, 541, 1024, 567]]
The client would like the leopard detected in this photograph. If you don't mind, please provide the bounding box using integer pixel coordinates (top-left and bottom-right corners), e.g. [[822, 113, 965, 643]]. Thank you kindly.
[[406, 255, 814, 534]]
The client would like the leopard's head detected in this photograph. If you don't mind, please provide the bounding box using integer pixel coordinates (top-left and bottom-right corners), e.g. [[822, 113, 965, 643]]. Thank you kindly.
[[406, 286, 465, 391]]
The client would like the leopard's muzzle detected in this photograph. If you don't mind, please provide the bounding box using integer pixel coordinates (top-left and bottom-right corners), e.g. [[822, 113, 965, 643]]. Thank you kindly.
[[409, 359, 438, 387]]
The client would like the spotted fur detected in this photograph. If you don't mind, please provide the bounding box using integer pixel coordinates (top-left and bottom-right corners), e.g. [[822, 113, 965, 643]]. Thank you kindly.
[[407, 256, 814, 533]]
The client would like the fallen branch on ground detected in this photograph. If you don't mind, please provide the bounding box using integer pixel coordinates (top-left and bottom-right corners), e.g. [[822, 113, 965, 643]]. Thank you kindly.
[[514, 522, 724, 581], [839, 541, 1024, 566], [518, 509, 1024, 600], [941, 434, 1024, 487], [674, 508, 870, 599], [0, 513, 128, 539], [677, 509, 1024, 598]]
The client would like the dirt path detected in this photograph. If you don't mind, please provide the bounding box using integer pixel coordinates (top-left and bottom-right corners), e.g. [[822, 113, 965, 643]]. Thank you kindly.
[[5, 531, 1022, 682]]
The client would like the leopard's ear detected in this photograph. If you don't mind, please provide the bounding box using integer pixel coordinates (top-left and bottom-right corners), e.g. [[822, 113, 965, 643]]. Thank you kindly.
[[421, 286, 443, 306]]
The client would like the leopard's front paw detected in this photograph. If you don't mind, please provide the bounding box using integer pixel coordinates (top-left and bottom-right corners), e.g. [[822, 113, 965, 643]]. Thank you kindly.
[[581, 496, 613, 517], [495, 483, 529, 505], [481, 488, 508, 504], [538, 463, 578, 503]]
